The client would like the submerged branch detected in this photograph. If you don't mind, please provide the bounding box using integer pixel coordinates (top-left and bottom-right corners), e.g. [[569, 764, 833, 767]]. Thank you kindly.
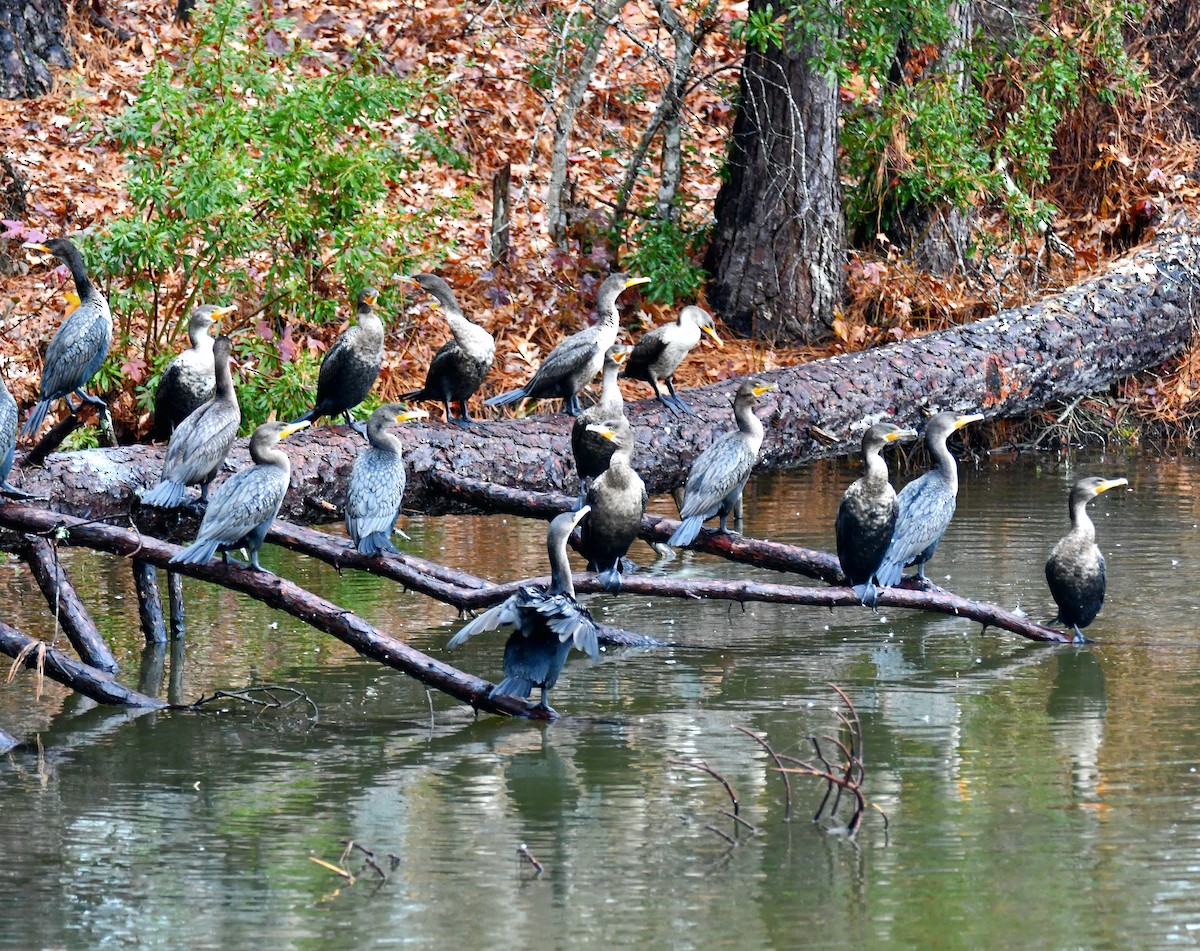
[[23, 536, 119, 672]]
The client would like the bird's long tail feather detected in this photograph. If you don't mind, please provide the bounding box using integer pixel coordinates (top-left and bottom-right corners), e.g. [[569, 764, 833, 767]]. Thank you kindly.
[[169, 538, 220, 566], [20, 400, 51, 440], [484, 387, 526, 407], [489, 675, 534, 701], [138, 480, 187, 509], [668, 516, 704, 547]]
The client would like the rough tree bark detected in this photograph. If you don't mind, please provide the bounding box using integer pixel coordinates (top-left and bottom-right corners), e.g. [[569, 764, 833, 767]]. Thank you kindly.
[[704, 0, 845, 344], [0, 0, 72, 99], [4, 223, 1196, 529]]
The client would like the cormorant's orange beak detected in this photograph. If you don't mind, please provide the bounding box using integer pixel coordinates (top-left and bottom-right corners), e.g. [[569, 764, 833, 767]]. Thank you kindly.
[[886, 428, 919, 441], [279, 420, 311, 440], [585, 423, 618, 442], [1094, 477, 1128, 494], [396, 408, 430, 423], [954, 413, 984, 429], [751, 383, 777, 397], [702, 326, 724, 348], [623, 276, 651, 290]]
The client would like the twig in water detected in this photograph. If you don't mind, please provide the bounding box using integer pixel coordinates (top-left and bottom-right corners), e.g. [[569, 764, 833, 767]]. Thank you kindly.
[[719, 808, 756, 832], [190, 685, 319, 723], [517, 843, 544, 874], [668, 758, 740, 815], [705, 824, 737, 846]]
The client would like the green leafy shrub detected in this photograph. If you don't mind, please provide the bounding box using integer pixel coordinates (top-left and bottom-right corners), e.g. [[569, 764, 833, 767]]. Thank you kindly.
[[90, 0, 468, 429], [622, 216, 707, 305]]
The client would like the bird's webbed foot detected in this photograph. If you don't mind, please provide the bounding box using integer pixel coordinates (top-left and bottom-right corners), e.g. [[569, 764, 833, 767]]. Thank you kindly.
[[348, 417, 368, 436], [565, 396, 583, 417], [529, 695, 560, 720], [451, 415, 479, 429], [656, 393, 682, 416], [0, 482, 38, 500], [1071, 626, 1092, 645]]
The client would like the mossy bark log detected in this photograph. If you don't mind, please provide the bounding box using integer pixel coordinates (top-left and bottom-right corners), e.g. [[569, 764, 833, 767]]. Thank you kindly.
[[5, 225, 1198, 534]]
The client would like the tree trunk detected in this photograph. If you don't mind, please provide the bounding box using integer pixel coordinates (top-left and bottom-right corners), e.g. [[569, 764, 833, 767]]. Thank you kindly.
[[0, 0, 71, 99], [704, 0, 844, 344], [4, 224, 1197, 530]]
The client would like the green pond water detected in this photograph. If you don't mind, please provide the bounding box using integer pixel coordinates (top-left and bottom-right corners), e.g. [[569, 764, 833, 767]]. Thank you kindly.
[[2, 450, 1200, 949]]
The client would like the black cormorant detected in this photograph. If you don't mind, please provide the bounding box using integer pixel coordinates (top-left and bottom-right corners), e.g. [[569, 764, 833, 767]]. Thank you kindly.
[[0, 378, 30, 497], [835, 421, 918, 607], [397, 274, 494, 426], [447, 507, 598, 717], [140, 335, 241, 509], [580, 419, 646, 592], [874, 411, 983, 588], [21, 238, 113, 440], [668, 378, 776, 547], [485, 273, 649, 416], [623, 305, 722, 415], [570, 343, 629, 498], [169, 419, 309, 571], [149, 303, 236, 441], [295, 287, 384, 433], [344, 402, 430, 555], [1046, 476, 1127, 642]]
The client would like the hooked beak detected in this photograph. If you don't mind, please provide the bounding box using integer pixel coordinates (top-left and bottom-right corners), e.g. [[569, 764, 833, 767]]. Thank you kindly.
[[211, 304, 239, 322], [22, 242, 51, 254], [623, 276, 651, 291], [751, 382, 777, 397], [954, 413, 984, 429], [278, 420, 311, 440], [886, 427, 919, 441], [585, 422, 618, 441], [611, 345, 632, 365], [571, 505, 591, 527], [1095, 477, 1129, 494], [396, 408, 430, 423], [702, 325, 724, 348]]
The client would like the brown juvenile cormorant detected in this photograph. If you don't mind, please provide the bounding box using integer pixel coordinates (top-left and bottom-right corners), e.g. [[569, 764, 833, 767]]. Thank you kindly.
[[668, 379, 776, 547], [580, 420, 647, 592], [623, 305, 723, 416], [397, 274, 494, 427], [344, 402, 430, 555], [835, 422, 918, 608], [874, 411, 983, 588], [169, 420, 309, 571], [447, 507, 598, 718], [140, 335, 241, 509], [570, 344, 630, 498], [485, 273, 649, 416], [149, 303, 237, 441], [21, 239, 113, 440], [295, 287, 384, 433], [1046, 476, 1127, 642]]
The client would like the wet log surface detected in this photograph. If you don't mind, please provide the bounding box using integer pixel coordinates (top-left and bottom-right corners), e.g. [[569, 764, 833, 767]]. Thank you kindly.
[[5, 226, 1197, 529]]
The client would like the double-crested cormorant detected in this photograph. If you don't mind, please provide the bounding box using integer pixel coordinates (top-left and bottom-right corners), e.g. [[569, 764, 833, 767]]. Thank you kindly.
[[668, 378, 776, 547], [295, 287, 384, 433], [21, 239, 113, 440], [448, 506, 598, 717], [874, 411, 984, 587], [580, 420, 646, 592], [169, 419, 309, 571], [623, 305, 723, 415], [0, 378, 30, 497], [345, 402, 430, 555], [140, 336, 241, 509], [570, 344, 629, 497], [836, 422, 918, 608], [485, 273, 649, 416], [1046, 476, 1127, 641], [397, 274, 495, 426], [149, 303, 237, 441]]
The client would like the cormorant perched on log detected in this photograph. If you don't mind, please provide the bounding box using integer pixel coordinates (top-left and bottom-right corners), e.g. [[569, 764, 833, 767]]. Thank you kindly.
[[875, 411, 984, 588], [397, 274, 494, 427], [169, 420, 309, 571], [1046, 476, 1127, 642], [140, 335, 241, 509], [295, 287, 384, 434], [345, 402, 430, 555], [485, 273, 649, 416], [580, 420, 646, 592], [149, 303, 236, 441], [20, 238, 113, 440], [836, 422, 918, 608], [0, 378, 31, 497], [623, 305, 723, 415], [448, 507, 598, 717], [570, 344, 630, 499], [668, 378, 776, 547]]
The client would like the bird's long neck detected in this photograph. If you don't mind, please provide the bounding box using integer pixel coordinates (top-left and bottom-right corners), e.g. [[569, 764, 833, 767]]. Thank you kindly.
[[862, 445, 889, 488], [598, 360, 623, 414], [928, 433, 959, 493], [59, 247, 96, 301], [548, 531, 575, 598], [1069, 497, 1096, 544], [734, 398, 765, 452], [369, 425, 403, 455], [357, 307, 384, 344], [445, 310, 492, 357], [214, 351, 237, 402], [190, 325, 215, 351], [250, 439, 290, 470]]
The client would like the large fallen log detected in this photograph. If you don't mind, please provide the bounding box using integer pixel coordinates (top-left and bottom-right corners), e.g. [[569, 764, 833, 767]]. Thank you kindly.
[[5, 225, 1196, 528]]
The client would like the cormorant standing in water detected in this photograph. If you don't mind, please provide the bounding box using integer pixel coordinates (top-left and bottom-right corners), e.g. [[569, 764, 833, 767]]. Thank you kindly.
[[397, 274, 494, 426], [836, 421, 918, 607], [580, 419, 646, 592], [344, 402, 430, 555], [485, 273, 649, 416], [668, 379, 776, 547], [149, 303, 237, 441], [1046, 476, 1127, 642], [21, 238, 113, 440], [295, 287, 384, 433], [623, 305, 723, 415], [170, 420, 309, 571], [875, 411, 983, 588], [447, 507, 598, 717]]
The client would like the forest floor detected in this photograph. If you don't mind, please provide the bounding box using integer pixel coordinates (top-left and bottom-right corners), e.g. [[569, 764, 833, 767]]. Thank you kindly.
[[1, 0, 1199, 445]]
